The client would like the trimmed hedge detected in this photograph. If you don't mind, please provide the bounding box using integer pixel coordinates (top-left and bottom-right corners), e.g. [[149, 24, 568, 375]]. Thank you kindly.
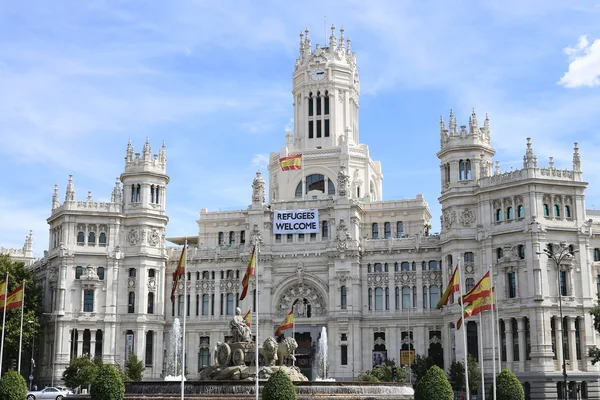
[[0, 370, 28, 400], [415, 365, 453, 400], [490, 368, 524, 400], [90, 364, 125, 400], [262, 369, 296, 400]]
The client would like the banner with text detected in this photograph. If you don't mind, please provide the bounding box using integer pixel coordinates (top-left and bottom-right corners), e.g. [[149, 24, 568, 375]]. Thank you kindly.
[[273, 209, 319, 234]]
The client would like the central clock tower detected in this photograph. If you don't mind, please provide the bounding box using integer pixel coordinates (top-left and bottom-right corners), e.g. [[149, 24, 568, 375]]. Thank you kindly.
[[292, 26, 360, 150]]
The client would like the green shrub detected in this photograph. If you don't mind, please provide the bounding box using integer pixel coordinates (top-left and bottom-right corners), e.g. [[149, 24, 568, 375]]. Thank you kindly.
[[262, 369, 296, 400], [415, 365, 453, 400], [488, 369, 524, 400], [0, 370, 28, 400], [90, 364, 125, 400]]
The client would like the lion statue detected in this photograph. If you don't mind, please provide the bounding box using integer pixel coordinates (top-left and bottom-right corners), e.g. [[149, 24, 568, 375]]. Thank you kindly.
[[261, 337, 279, 366], [276, 337, 298, 366]]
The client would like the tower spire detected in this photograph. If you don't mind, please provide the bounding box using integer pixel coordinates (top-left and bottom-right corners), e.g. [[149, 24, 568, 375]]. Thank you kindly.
[[523, 138, 538, 168], [329, 24, 337, 51], [65, 175, 76, 202], [52, 184, 60, 210], [573, 142, 581, 172]]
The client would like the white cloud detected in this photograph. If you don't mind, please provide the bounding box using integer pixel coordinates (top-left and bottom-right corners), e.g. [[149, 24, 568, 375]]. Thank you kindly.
[[559, 35, 600, 88], [251, 154, 270, 170]]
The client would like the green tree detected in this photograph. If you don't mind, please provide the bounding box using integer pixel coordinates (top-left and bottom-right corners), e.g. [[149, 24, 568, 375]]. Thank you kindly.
[[415, 365, 453, 400], [488, 369, 524, 400], [448, 355, 481, 393], [91, 364, 125, 400], [62, 355, 100, 390], [0, 370, 28, 400], [589, 298, 600, 363], [411, 354, 435, 386], [0, 255, 42, 371], [357, 359, 407, 383], [262, 369, 296, 400], [124, 353, 145, 381]]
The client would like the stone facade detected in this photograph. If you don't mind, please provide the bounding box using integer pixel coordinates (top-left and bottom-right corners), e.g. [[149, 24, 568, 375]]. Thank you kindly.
[[24, 26, 600, 399]]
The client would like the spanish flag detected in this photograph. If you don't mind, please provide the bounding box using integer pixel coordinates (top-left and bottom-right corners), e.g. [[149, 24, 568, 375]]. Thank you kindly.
[[456, 290, 496, 330], [240, 246, 256, 301], [0, 283, 24, 311], [436, 265, 460, 309], [243, 309, 251, 327], [0, 276, 7, 301], [460, 271, 491, 305], [279, 154, 302, 171], [170, 246, 187, 302], [275, 309, 295, 336]]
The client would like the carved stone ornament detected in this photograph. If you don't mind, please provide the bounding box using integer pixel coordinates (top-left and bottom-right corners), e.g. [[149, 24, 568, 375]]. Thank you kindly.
[[460, 209, 476, 227], [147, 278, 156, 291], [127, 229, 140, 245], [442, 210, 456, 230], [128, 278, 136, 289], [429, 335, 442, 345], [220, 278, 240, 292], [336, 219, 351, 250], [367, 272, 390, 287], [48, 266, 58, 283], [337, 165, 350, 197], [148, 229, 160, 246], [252, 171, 265, 204], [197, 280, 215, 293], [395, 272, 416, 285], [275, 283, 326, 318], [81, 265, 99, 281]]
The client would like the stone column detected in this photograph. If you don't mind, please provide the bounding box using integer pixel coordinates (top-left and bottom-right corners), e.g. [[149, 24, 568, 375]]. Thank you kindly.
[[555, 316, 563, 369], [442, 322, 452, 371], [518, 318, 526, 372], [505, 318, 514, 369], [77, 332, 84, 357], [91, 335, 97, 358], [568, 317, 578, 371]]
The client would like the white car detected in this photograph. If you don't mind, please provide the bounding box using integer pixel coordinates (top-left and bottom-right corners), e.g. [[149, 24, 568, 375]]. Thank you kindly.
[[26, 386, 69, 399]]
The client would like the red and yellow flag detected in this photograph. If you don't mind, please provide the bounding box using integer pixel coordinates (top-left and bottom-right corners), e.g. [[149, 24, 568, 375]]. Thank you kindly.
[[275, 309, 295, 336], [170, 246, 187, 302], [0, 277, 7, 301], [279, 154, 302, 171], [0, 284, 24, 311], [436, 265, 460, 309], [460, 271, 491, 305], [240, 246, 256, 301], [243, 309, 251, 327], [456, 290, 496, 330]]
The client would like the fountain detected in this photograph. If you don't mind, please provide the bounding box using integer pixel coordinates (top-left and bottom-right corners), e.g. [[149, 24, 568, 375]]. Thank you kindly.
[[314, 326, 334, 381], [164, 318, 185, 381]]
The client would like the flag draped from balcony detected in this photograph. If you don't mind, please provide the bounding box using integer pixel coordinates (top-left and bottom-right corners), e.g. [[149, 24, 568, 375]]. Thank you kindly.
[[240, 246, 256, 301], [170, 245, 186, 302], [436, 264, 460, 309]]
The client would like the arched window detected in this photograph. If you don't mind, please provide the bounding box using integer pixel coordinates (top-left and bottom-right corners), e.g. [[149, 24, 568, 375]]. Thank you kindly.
[[372, 223, 379, 239], [496, 209, 503, 221], [147, 292, 154, 314], [517, 205, 525, 218], [88, 232, 95, 244], [340, 286, 347, 310], [99, 232, 107, 246], [402, 287, 411, 309], [459, 160, 465, 180], [429, 285, 440, 308], [554, 205, 560, 217], [76, 266, 83, 279], [542, 204, 549, 216], [128, 292, 135, 314], [396, 221, 404, 237], [77, 231, 85, 245], [97, 267, 105, 281], [466, 278, 475, 292], [465, 160, 472, 179], [295, 174, 335, 197], [395, 287, 400, 310], [83, 290, 94, 312], [384, 222, 391, 239], [506, 207, 513, 220], [374, 287, 383, 310], [322, 221, 329, 238], [565, 205, 571, 218]]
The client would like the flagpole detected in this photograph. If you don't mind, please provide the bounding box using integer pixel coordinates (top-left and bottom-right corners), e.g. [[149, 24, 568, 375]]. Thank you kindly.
[[18, 281, 25, 373], [0, 274, 9, 375], [494, 272, 501, 373], [301, 153, 305, 201], [255, 239, 260, 400], [292, 315, 296, 367], [458, 260, 470, 400], [180, 239, 187, 400], [490, 265, 497, 400], [479, 313, 485, 400]]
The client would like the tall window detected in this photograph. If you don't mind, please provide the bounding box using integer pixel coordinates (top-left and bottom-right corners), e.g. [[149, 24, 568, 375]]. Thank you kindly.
[[322, 221, 329, 238], [507, 273, 517, 298], [198, 337, 211, 370], [240, 230, 245, 244], [465, 278, 475, 292], [147, 292, 154, 314], [385, 287, 390, 310], [218, 232, 224, 245], [496, 248, 504, 260], [496, 209, 503, 221], [423, 286, 428, 309], [340, 286, 347, 310], [559, 271, 567, 296], [372, 223, 379, 239], [99, 232, 107, 246], [396, 221, 404, 237], [83, 290, 94, 312], [374, 287, 383, 310], [226, 293, 234, 315], [401, 262, 410, 271], [97, 267, 105, 280], [129, 268, 136, 278], [88, 232, 95, 244], [543, 204, 549, 216], [341, 345, 348, 365], [517, 205, 525, 218], [145, 331, 154, 367], [429, 285, 440, 308], [76, 266, 83, 279], [368, 288, 372, 310], [554, 204, 560, 217], [429, 261, 439, 270], [202, 294, 209, 315], [506, 207, 513, 220], [128, 292, 135, 313], [384, 222, 391, 239], [179, 295, 184, 316], [594, 248, 600, 262], [464, 252, 474, 263], [77, 231, 85, 245], [229, 231, 235, 245], [412, 286, 417, 308], [395, 287, 400, 310], [518, 245, 525, 259], [565, 205, 571, 218], [402, 287, 410, 309]]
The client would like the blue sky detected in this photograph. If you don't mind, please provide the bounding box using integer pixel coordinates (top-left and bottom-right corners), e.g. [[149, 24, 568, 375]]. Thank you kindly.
[[1, 1, 600, 257]]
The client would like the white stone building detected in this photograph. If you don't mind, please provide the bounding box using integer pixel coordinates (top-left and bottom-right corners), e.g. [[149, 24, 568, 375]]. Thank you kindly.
[[1, 230, 36, 267], [28, 26, 600, 399]]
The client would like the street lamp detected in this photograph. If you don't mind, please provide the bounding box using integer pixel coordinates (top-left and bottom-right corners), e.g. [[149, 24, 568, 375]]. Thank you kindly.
[[537, 241, 575, 400], [29, 320, 35, 390]]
